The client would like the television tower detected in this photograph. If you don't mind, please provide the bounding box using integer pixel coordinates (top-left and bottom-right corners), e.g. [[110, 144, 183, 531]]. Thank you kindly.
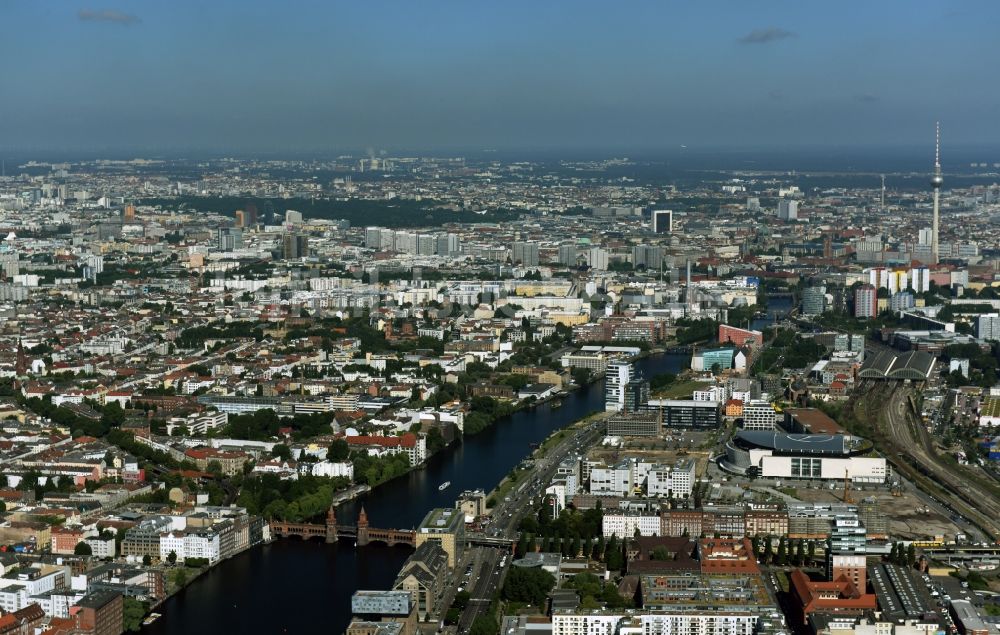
[[931, 122, 943, 264]]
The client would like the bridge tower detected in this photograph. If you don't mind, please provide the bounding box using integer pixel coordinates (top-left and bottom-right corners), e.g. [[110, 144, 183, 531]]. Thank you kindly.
[[325, 505, 338, 544], [356, 507, 370, 546]]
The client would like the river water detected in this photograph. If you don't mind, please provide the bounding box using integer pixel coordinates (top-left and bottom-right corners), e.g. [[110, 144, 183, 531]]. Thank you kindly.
[[141, 352, 690, 635]]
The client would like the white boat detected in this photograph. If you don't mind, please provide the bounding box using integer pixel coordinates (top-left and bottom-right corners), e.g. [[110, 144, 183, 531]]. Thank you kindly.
[[438, 481, 451, 491]]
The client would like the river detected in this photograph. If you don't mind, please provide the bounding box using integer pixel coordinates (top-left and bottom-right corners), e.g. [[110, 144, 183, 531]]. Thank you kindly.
[[141, 352, 690, 635]]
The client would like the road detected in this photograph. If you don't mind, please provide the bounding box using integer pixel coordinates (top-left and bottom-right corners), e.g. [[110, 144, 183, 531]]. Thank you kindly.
[[450, 415, 608, 633]]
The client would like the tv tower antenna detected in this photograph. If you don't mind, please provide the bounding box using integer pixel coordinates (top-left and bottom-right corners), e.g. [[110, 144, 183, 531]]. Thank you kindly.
[[880, 174, 885, 212], [930, 122, 943, 265]]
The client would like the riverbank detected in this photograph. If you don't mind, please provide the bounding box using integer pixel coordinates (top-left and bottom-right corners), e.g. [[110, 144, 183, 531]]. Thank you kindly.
[[143, 352, 691, 635]]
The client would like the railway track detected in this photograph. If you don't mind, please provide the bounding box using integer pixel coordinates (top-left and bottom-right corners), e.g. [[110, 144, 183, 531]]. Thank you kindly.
[[857, 383, 1000, 541]]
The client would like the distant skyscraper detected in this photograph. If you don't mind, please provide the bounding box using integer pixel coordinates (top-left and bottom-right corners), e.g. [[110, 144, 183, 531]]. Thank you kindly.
[[283, 232, 309, 259], [854, 284, 877, 319], [652, 209, 673, 234], [558, 244, 578, 266], [285, 210, 303, 225], [512, 241, 539, 266], [801, 286, 827, 316], [122, 204, 136, 222], [234, 210, 247, 228], [746, 197, 761, 212], [930, 122, 943, 264], [244, 202, 259, 226], [976, 314, 1000, 341], [777, 199, 798, 221], [217, 228, 243, 252], [917, 227, 933, 246], [605, 361, 634, 412]]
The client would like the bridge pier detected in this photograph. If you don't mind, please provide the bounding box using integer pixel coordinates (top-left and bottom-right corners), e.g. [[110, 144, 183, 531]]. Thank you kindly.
[[325, 505, 338, 544], [357, 507, 370, 546]]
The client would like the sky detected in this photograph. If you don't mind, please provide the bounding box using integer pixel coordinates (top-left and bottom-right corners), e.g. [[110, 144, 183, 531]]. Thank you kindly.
[[1, 0, 998, 155]]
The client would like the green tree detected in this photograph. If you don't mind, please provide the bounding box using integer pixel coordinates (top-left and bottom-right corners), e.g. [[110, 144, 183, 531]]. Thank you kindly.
[[650, 546, 671, 561], [74, 541, 92, 556], [272, 444, 292, 461], [142, 554, 152, 566], [906, 544, 916, 568], [123, 597, 148, 632], [501, 567, 556, 606], [206, 460, 223, 475], [167, 550, 177, 565]]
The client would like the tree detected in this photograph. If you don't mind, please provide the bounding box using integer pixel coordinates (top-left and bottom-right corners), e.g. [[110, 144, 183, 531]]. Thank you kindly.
[[167, 550, 178, 565], [74, 541, 92, 556], [142, 554, 152, 566], [123, 597, 148, 632], [650, 546, 671, 561], [906, 544, 917, 568], [502, 566, 556, 606], [327, 439, 350, 461], [272, 444, 292, 461], [206, 460, 223, 475]]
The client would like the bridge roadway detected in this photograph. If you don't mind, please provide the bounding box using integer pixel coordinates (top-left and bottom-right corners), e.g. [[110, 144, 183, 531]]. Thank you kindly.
[[269, 506, 418, 547]]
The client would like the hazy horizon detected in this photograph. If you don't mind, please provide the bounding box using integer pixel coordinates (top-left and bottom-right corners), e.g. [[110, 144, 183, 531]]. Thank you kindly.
[[2, 1, 998, 154]]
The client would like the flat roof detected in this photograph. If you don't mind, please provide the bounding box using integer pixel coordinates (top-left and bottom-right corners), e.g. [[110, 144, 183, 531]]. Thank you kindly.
[[418, 508, 463, 533]]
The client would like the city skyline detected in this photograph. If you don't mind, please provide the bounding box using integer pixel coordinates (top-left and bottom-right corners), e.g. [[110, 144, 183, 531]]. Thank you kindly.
[[2, 1, 999, 153]]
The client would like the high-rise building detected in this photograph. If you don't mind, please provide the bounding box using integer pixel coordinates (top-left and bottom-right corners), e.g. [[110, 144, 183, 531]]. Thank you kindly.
[[417, 234, 436, 256], [746, 197, 761, 212], [283, 233, 309, 259], [976, 314, 1000, 341], [244, 202, 259, 226], [827, 511, 867, 589], [558, 244, 578, 266], [778, 199, 799, 221], [365, 227, 382, 249], [512, 241, 540, 267], [801, 286, 827, 316], [588, 247, 609, 271], [217, 228, 243, 252], [285, 210, 303, 225], [234, 210, 247, 228], [854, 284, 877, 319], [605, 361, 634, 412], [122, 203, 136, 222], [917, 227, 933, 246], [652, 209, 673, 234]]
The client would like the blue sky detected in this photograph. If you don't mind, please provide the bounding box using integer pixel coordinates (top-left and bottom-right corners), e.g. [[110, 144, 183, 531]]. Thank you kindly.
[[0, 1, 997, 153]]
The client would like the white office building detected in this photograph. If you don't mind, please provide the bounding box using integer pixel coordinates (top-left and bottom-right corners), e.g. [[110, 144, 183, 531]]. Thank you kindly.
[[605, 361, 634, 412]]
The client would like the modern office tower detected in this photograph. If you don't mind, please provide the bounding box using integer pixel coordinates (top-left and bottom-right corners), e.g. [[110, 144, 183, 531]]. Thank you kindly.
[[623, 376, 650, 412], [417, 234, 436, 256], [746, 197, 761, 212], [605, 360, 634, 412], [285, 209, 303, 225], [977, 314, 1000, 341], [742, 401, 776, 431], [379, 228, 395, 251], [245, 202, 258, 226], [801, 286, 827, 316], [365, 227, 382, 249], [122, 203, 136, 222], [778, 199, 799, 221], [435, 233, 460, 256], [854, 284, 877, 318], [652, 209, 673, 234], [917, 227, 933, 246], [512, 241, 540, 267], [930, 122, 943, 264], [558, 244, 578, 266], [57, 184, 69, 200], [217, 228, 243, 252], [234, 210, 246, 228], [827, 511, 867, 589], [283, 232, 309, 259], [588, 247, 609, 271]]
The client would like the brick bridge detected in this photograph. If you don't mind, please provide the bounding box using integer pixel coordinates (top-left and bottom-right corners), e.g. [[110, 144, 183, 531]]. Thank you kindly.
[[270, 506, 415, 547]]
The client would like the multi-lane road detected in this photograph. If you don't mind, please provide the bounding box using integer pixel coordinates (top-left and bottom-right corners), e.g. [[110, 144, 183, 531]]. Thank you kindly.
[[450, 415, 608, 633]]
